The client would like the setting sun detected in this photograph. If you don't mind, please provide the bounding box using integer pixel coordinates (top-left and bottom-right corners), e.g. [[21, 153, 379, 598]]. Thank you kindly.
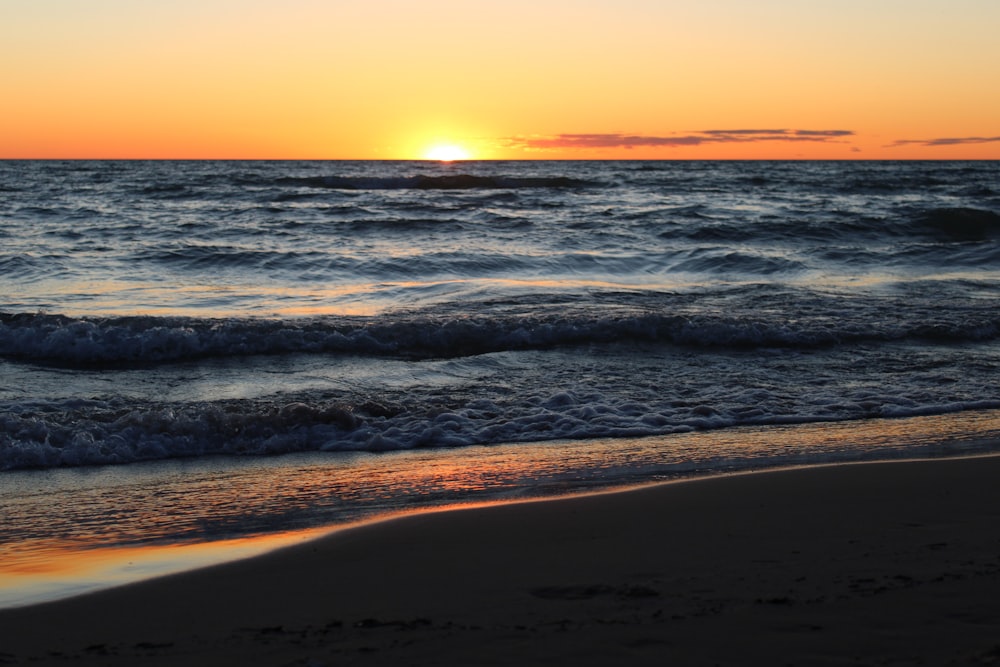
[[424, 144, 472, 161], [1, 2, 999, 158]]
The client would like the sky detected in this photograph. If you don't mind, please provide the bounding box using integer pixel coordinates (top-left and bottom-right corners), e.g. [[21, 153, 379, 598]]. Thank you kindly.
[[2, 0, 999, 159]]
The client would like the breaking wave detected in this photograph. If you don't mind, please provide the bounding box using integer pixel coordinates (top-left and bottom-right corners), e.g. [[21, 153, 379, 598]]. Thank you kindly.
[[2, 303, 999, 368]]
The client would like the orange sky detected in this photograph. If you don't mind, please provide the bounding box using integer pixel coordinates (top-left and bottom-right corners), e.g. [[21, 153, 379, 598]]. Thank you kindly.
[[2, 0, 998, 159]]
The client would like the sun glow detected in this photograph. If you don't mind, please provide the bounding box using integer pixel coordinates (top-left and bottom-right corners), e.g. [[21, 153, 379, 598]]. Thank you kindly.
[[424, 144, 472, 161]]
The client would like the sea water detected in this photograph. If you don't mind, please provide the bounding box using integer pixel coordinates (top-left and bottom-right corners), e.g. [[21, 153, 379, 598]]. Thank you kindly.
[[2, 160, 1000, 603]]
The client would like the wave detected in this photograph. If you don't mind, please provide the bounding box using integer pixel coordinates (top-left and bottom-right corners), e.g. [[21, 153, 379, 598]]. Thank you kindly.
[[0, 254, 63, 280], [670, 207, 1000, 245], [4, 386, 999, 471], [135, 245, 329, 271], [3, 305, 998, 368], [917, 207, 1000, 241], [279, 174, 595, 190], [669, 250, 806, 275]]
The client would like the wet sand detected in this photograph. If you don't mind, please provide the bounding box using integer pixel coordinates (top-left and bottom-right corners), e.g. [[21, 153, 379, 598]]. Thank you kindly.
[[3, 455, 1000, 666]]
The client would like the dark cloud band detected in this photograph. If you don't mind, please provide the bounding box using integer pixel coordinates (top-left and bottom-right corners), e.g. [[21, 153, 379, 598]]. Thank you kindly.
[[890, 136, 1000, 147], [506, 130, 855, 150]]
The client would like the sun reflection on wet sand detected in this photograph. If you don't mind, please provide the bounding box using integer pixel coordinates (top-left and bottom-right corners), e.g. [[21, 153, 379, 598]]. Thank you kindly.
[[0, 527, 335, 610], [2, 410, 998, 609]]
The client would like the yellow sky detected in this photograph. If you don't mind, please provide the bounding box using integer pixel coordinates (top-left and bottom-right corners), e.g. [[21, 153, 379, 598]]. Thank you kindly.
[[2, 0, 998, 159]]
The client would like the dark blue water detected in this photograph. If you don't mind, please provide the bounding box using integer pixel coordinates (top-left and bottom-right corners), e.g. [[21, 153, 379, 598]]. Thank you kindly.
[[2, 160, 1000, 470]]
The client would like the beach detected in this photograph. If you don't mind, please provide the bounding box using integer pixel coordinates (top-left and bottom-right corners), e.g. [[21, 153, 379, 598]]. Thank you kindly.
[[3, 454, 1000, 666], [2, 160, 1000, 664]]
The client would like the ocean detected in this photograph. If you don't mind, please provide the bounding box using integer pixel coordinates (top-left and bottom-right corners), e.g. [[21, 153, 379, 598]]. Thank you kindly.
[[3, 159, 1000, 605]]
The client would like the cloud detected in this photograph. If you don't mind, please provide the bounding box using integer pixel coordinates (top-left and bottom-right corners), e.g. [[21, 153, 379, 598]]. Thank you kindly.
[[510, 134, 706, 149], [701, 129, 852, 137], [505, 129, 855, 151], [791, 130, 855, 137], [889, 136, 1000, 147]]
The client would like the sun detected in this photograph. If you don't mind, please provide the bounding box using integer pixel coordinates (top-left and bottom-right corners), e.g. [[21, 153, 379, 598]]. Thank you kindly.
[[424, 144, 472, 161]]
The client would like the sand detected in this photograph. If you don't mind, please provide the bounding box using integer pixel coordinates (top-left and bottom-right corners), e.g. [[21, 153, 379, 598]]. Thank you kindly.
[[3, 455, 1000, 666]]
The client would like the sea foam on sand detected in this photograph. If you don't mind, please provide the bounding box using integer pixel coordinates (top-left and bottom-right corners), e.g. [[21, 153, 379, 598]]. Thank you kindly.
[[3, 455, 1000, 666]]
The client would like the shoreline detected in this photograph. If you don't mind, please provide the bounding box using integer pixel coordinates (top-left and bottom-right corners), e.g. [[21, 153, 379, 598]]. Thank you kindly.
[[4, 409, 999, 600], [4, 454, 1000, 665]]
